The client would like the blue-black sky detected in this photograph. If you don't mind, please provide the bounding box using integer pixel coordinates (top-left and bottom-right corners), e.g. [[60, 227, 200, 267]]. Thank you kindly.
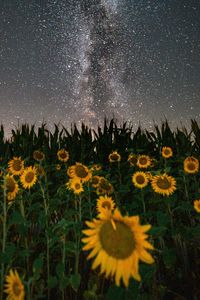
[[0, 0, 200, 135]]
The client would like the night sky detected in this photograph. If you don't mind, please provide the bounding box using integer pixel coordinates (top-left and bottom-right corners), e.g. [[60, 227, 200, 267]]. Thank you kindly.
[[0, 0, 200, 136]]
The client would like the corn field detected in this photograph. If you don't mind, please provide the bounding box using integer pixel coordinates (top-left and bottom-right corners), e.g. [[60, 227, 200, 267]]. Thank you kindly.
[[0, 119, 200, 300]]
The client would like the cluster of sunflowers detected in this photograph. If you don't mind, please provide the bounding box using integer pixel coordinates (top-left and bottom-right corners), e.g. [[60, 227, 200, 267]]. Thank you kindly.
[[2, 142, 200, 300]]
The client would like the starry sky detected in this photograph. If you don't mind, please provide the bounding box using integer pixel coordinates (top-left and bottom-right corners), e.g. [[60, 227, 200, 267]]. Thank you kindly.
[[0, 0, 200, 136]]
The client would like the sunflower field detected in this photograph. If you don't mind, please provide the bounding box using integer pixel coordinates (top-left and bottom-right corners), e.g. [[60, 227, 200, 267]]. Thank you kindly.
[[0, 119, 200, 300]]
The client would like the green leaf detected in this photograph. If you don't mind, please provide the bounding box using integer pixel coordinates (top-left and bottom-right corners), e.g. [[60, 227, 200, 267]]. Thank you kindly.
[[33, 257, 43, 274], [9, 211, 24, 225], [56, 262, 65, 278], [70, 273, 81, 292]]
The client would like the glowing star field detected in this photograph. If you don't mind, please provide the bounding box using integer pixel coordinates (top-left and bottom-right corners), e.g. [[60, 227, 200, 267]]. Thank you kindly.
[[0, 0, 200, 135]]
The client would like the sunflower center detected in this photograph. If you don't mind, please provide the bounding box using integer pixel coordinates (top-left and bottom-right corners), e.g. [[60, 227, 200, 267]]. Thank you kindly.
[[60, 152, 67, 159], [6, 178, 16, 193], [92, 177, 99, 185], [99, 220, 135, 259], [75, 183, 81, 190], [111, 154, 119, 161], [75, 165, 88, 178], [187, 162, 196, 171], [129, 156, 137, 164], [136, 175, 145, 184], [34, 151, 44, 160], [156, 177, 171, 189], [25, 172, 34, 183], [164, 149, 170, 155], [13, 160, 22, 171], [102, 201, 111, 209], [13, 282, 21, 296], [99, 179, 110, 190], [139, 157, 148, 165]]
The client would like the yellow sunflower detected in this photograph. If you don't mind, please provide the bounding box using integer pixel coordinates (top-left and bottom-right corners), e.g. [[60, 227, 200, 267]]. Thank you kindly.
[[20, 166, 37, 189], [128, 154, 137, 166], [184, 156, 199, 174], [66, 178, 84, 194], [4, 174, 19, 202], [132, 172, 149, 189], [67, 162, 92, 183], [4, 269, 25, 300], [145, 172, 153, 181], [8, 157, 24, 176], [96, 195, 115, 214], [82, 208, 154, 287], [91, 175, 101, 188], [151, 173, 176, 196], [194, 199, 200, 213], [136, 155, 152, 169], [33, 150, 45, 161], [56, 164, 61, 171], [96, 177, 114, 195], [91, 164, 102, 172], [161, 147, 173, 158], [57, 149, 69, 162], [108, 151, 121, 163]]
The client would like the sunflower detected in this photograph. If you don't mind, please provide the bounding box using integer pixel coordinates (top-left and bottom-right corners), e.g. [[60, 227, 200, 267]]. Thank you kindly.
[[33, 150, 45, 161], [194, 199, 200, 213], [96, 177, 114, 195], [66, 178, 84, 194], [4, 174, 19, 202], [108, 151, 121, 163], [162, 147, 173, 158], [35, 164, 45, 177], [20, 166, 37, 189], [67, 162, 92, 183], [136, 155, 152, 169], [96, 195, 115, 214], [4, 269, 25, 300], [145, 172, 153, 181], [91, 175, 101, 188], [56, 164, 61, 171], [91, 164, 102, 172], [151, 173, 176, 196], [132, 172, 149, 189], [184, 156, 199, 174], [128, 154, 137, 166], [57, 149, 69, 162], [8, 157, 24, 176], [82, 208, 154, 287]]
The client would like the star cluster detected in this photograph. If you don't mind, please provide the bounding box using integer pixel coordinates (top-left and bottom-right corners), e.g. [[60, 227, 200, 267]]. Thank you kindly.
[[0, 0, 199, 136]]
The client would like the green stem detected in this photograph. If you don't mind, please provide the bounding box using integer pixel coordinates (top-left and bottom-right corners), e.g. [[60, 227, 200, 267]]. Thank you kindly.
[[19, 196, 29, 275], [141, 189, 146, 216], [39, 182, 50, 300]]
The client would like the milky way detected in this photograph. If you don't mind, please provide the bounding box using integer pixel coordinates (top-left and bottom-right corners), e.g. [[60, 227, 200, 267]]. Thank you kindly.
[[0, 0, 200, 135]]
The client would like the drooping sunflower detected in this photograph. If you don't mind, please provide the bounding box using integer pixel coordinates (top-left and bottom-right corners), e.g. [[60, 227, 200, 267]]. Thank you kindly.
[[136, 155, 152, 169], [4, 269, 25, 300], [4, 174, 19, 202], [57, 149, 69, 162], [194, 199, 200, 213], [67, 162, 92, 183], [161, 147, 173, 159], [151, 173, 176, 196], [91, 175, 101, 188], [33, 150, 45, 161], [82, 208, 154, 287], [184, 156, 199, 174], [66, 178, 84, 194], [132, 172, 149, 189], [96, 177, 114, 195], [96, 195, 115, 214], [108, 151, 121, 163], [8, 157, 24, 176], [128, 154, 137, 166], [20, 166, 37, 189]]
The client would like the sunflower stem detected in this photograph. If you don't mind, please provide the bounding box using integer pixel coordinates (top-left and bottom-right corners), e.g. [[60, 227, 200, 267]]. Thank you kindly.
[[141, 189, 146, 216], [19, 195, 29, 276], [39, 182, 50, 300]]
